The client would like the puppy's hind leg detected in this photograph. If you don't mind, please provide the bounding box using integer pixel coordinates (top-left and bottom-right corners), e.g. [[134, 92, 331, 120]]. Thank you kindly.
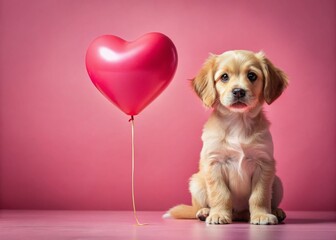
[[165, 172, 208, 219], [271, 176, 286, 223], [272, 208, 286, 223], [190, 172, 210, 221]]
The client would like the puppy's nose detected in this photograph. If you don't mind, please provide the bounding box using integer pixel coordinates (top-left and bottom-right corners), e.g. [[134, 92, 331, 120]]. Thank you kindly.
[[232, 88, 246, 98]]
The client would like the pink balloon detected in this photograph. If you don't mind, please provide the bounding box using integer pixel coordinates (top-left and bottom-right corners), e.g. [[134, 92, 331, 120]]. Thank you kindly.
[[85, 32, 178, 116]]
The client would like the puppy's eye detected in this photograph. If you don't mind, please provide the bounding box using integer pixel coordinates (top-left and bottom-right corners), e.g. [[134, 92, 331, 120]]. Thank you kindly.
[[247, 72, 257, 82], [220, 73, 229, 82]]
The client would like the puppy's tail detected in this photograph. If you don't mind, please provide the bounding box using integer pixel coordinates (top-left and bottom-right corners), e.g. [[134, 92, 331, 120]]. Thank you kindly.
[[163, 204, 198, 219]]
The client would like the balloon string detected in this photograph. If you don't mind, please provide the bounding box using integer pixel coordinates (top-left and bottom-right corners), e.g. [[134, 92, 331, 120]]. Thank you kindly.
[[129, 115, 146, 226]]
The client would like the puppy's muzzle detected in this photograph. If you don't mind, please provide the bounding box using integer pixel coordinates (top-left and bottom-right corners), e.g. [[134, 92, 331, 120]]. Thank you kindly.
[[232, 88, 246, 99]]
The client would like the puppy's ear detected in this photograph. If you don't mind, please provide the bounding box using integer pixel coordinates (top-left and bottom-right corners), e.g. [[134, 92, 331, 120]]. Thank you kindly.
[[191, 55, 217, 107], [257, 52, 288, 105]]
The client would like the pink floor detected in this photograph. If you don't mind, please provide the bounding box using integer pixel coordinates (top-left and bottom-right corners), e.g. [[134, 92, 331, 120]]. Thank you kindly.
[[0, 211, 335, 240]]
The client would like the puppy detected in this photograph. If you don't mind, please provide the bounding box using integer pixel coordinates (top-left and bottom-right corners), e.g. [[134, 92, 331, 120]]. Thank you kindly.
[[166, 50, 288, 225]]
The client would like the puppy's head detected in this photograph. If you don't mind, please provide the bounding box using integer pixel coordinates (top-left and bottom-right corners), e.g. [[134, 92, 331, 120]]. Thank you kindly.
[[192, 50, 288, 112]]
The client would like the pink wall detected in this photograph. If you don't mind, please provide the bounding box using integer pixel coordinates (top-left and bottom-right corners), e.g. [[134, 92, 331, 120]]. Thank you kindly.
[[0, 0, 335, 211]]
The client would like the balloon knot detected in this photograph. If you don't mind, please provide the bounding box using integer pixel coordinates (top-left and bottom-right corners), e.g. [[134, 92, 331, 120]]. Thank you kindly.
[[129, 115, 134, 122]]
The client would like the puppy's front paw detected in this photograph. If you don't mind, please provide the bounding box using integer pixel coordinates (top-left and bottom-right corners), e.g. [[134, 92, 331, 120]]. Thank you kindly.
[[250, 213, 278, 225], [196, 208, 210, 221], [206, 211, 232, 224]]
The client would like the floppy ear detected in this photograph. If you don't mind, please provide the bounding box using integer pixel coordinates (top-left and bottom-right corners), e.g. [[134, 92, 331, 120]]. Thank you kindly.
[[191, 55, 217, 107], [257, 52, 289, 105]]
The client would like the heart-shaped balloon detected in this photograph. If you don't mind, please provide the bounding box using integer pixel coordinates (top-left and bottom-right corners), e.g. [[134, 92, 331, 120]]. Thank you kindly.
[[85, 32, 178, 116]]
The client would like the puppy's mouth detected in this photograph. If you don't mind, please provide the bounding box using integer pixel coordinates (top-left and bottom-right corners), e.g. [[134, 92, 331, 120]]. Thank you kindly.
[[229, 101, 248, 109]]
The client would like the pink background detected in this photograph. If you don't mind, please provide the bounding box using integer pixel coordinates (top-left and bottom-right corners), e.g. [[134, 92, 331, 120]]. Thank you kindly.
[[0, 0, 335, 211]]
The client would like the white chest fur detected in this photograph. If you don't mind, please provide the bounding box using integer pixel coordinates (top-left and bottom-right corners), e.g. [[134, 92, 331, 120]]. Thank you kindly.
[[200, 110, 274, 211]]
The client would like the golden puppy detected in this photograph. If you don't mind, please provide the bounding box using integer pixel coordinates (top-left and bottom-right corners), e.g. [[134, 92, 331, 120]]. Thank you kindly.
[[165, 50, 288, 225]]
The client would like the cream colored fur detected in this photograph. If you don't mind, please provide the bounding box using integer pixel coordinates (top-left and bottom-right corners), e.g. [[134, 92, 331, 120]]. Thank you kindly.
[[167, 50, 288, 225]]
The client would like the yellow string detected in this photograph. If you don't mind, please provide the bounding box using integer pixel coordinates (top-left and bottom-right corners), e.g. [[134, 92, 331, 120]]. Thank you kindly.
[[129, 115, 147, 226]]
